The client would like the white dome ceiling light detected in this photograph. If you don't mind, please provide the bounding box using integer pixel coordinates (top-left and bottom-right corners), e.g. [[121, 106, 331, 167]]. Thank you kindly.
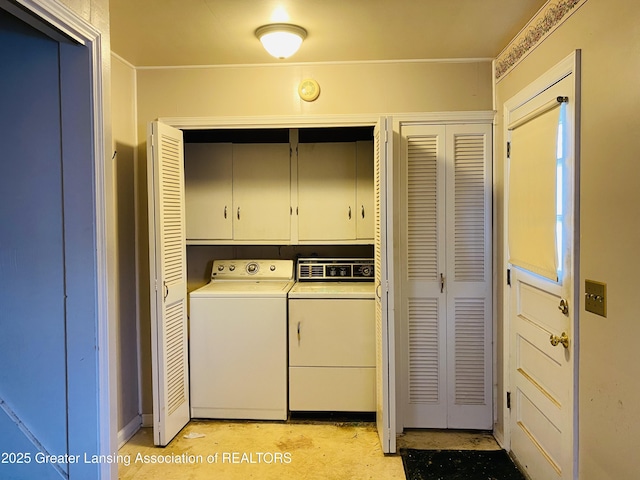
[[255, 23, 307, 59]]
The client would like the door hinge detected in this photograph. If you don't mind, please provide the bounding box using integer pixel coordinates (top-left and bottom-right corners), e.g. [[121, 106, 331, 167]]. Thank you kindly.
[[507, 391, 511, 409], [507, 268, 511, 286], [506, 141, 511, 159]]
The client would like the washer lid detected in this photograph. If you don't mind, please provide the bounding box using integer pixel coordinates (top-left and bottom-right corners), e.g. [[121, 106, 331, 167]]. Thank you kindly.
[[288, 281, 375, 299], [190, 280, 294, 298]]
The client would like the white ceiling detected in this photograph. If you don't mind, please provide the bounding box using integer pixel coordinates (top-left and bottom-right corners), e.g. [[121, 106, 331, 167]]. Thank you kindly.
[[109, 0, 547, 67]]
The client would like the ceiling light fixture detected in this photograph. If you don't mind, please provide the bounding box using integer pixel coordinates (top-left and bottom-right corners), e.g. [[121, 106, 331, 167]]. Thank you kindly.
[[255, 23, 307, 59]]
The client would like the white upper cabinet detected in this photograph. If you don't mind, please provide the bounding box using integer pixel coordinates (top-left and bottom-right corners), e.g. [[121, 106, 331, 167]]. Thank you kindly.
[[232, 143, 291, 241], [297, 142, 357, 242], [184, 142, 291, 243], [184, 128, 374, 245], [297, 140, 373, 243], [184, 143, 233, 241]]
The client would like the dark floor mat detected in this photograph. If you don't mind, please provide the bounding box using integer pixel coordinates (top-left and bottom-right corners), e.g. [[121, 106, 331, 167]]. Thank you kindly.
[[401, 449, 526, 480]]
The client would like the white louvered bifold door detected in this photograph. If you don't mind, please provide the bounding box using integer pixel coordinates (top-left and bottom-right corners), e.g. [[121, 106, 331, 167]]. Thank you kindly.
[[374, 117, 396, 453], [445, 124, 492, 429], [147, 121, 190, 446], [402, 125, 448, 427], [401, 123, 492, 429]]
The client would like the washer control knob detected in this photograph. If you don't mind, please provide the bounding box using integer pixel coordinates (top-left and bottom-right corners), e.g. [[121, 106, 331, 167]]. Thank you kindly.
[[217, 265, 224, 272], [246, 262, 259, 274], [229, 265, 235, 271], [270, 265, 276, 271]]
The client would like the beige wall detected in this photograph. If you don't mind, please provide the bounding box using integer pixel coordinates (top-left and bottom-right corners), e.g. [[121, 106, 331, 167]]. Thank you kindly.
[[58, 0, 108, 32], [135, 61, 492, 126], [494, 1, 640, 478], [111, 55, 141, 437]]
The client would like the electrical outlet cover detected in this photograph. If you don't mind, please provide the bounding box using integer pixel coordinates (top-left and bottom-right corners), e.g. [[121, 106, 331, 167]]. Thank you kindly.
[[585, 279, 606, 317]]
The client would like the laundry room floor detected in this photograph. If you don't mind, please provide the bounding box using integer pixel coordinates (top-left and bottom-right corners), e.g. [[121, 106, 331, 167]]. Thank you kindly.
[[118, 420, 499, 479]]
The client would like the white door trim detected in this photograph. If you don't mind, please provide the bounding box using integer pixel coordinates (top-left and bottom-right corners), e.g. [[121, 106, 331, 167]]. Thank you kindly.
[[502, 51, 580, 477], [159, 113, 398, 452]]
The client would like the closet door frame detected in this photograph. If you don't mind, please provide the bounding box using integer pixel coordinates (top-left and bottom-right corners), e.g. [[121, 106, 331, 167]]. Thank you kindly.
[[158, 114, 397, 452]]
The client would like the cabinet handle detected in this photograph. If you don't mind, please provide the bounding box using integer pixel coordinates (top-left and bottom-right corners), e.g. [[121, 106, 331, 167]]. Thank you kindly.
[[237, 207, 240, 220], [297, 322, 301, 342], [440, 273, 445, 293], [224, 206, 227, 219], [361, 205, 365, 219], [348, 206, 352, 220]]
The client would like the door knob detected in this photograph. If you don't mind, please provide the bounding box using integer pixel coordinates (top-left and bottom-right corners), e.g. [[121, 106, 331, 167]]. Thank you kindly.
[[558, 298, 569, 315], [550, 332, 569, 348]]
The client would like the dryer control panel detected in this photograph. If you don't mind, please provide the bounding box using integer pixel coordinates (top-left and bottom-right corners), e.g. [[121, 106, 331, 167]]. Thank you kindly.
[[297, 258, 375, 281]]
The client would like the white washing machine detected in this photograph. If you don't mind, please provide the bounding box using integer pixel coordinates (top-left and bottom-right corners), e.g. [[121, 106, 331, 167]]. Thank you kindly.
[[288, 258, 376, 412], [189, 259, 294, 420]]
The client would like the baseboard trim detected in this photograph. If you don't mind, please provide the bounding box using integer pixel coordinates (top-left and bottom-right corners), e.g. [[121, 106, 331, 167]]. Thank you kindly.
[[117, 415, 142, 448], [141, 413, 153, 428]]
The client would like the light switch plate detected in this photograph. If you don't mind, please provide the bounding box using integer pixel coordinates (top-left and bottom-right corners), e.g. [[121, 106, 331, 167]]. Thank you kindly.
[[585, 280, 606, 317]]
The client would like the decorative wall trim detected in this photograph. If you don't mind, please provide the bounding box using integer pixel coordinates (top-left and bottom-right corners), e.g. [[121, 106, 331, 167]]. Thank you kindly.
[[495, 0, 588, 81]]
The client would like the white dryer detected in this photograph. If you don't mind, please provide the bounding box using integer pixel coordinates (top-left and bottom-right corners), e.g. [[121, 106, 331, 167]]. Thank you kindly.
[[189, 259, 294, 420], [288, 258, 376, 412]]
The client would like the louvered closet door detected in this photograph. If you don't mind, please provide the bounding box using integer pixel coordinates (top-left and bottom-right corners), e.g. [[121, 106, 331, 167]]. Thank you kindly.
[[374, 117, 396, 454], [402, 125, 448, 427], [445, 124, 492, 429], [402, 123, 492, 429], [147, 121, 190, 446]]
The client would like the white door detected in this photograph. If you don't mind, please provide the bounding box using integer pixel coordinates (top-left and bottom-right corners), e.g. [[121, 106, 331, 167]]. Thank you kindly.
[[374, 117, 396, 453], [401, 123, 492, 429], [506, 53, 579, 479], [147, 121, 190, 446], [445, 124, 493, 429], [402, 124, 448, 426]]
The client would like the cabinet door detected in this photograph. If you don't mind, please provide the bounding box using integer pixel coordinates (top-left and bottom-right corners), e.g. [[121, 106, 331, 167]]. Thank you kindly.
[[232, 143, 291, 241], [298, 142, 356, 241], [356, 140, 374, 239], [184, 143, 232, 241]]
